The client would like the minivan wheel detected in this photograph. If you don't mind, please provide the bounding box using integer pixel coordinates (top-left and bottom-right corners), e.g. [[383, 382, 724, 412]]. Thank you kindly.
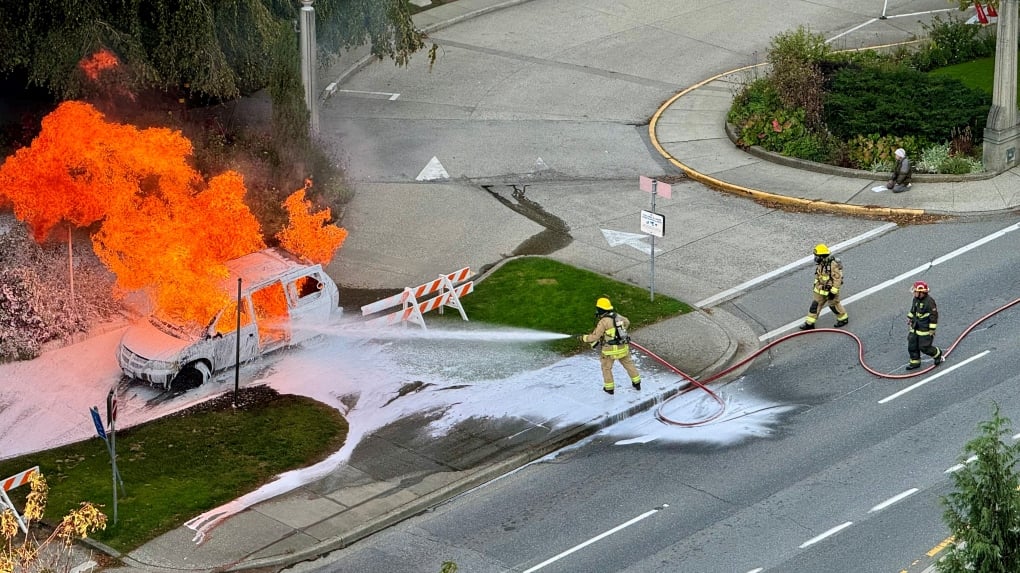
[[171, 362, 211, 391]]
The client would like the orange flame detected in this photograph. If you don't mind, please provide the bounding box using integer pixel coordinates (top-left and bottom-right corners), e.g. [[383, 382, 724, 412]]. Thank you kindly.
[[275, 186, 348, 264], [79, 49, 120, 81], [0, 101, 267, 326], [0, 101, 349, 328]]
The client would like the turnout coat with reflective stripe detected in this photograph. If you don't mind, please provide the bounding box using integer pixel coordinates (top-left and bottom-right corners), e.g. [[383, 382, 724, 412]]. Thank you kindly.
[[908, 294, 939, 336]]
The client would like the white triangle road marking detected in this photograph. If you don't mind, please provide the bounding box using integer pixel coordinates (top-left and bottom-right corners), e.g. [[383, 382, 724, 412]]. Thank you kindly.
[[416, 156, 449, 181]]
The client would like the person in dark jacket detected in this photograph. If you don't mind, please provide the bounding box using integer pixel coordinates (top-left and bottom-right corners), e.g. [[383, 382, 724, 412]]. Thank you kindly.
[[887, 148, 912, 193], [906, 281, 942, 370]]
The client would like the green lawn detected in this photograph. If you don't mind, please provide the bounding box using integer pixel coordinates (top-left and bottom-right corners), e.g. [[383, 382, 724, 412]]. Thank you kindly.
[[455, 257, 691, 353], [928, 56, 1020, 98], [0, 256, 691, 553], [0, 388, 347, 551]]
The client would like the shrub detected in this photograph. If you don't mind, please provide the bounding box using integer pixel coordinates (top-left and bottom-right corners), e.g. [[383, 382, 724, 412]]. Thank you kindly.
[[0, 221, 119, 362], [728, 78, 782, 126], [768, 26, 830, 128], [917, 142, 951, 174], [824, 66, 990, 143], [735, 108, 809, 153], [939, 155, 976, 174], [912, 14, 997, 72], [845, 133, 925, 170], [869, 159, 894, 173], [781, 132, 833, 162]]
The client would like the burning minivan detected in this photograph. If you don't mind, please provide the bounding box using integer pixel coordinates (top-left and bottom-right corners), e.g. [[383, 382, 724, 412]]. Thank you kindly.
[[117, 248, 340, 389]]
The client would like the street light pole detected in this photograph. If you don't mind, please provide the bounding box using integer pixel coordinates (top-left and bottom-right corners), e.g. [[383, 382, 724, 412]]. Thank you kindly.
[[299, 0, 319, 135]]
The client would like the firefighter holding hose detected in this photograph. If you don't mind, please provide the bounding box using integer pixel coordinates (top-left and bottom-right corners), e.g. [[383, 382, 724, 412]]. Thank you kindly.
[[580, 297, 641, 395]]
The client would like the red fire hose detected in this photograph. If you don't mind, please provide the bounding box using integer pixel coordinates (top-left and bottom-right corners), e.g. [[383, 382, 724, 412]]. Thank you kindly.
[[633, 295, 1020, 428]]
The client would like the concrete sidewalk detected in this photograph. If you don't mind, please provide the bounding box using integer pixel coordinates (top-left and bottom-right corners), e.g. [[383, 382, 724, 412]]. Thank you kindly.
[[650, 69, 1020, 218], [86, 1, 1015, 572]]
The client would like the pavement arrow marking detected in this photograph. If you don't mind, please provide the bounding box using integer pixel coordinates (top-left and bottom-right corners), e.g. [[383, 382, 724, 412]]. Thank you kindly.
[[416, 156, 449, 181], [602, 228, 652, 255]]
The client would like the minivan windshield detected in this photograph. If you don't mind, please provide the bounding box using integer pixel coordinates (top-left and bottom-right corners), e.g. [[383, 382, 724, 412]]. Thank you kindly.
[[149, 312, 205, 339]]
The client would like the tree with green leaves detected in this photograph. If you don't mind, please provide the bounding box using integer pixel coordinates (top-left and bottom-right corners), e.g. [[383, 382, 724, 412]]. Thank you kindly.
[[0, 0, 430, 102], [938, 404, 1020, 572]]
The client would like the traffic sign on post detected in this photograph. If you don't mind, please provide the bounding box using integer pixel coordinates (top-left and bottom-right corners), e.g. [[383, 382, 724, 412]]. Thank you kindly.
[[640, 210, 665, 238], [90, 406, 107, 441]]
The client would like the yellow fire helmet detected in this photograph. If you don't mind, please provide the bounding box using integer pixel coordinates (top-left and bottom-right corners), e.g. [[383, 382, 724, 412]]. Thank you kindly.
[[595, 297, 613, 311], [813, 243, 830, 256]]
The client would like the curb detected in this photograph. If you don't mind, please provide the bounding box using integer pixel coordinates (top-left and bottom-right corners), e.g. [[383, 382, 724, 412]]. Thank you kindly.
[[222, 302, 747, 571], [647, 65, 926, 219]]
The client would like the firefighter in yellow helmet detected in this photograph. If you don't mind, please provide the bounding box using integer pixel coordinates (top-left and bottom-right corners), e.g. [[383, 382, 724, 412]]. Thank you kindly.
[[799, 244, 849, 330], [580, 297, 641, 395]]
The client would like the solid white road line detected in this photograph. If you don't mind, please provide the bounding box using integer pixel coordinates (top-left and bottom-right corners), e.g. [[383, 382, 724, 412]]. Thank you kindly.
[[521, 506, 665, 572], [336, 88, 401, 100], [945, 455, 978, 474], [799, 521, 853, 548], [869, 488, 918, 513], [761, 222, 1020, 341], [826, 18, 877, 43], [878, 351, 990, 404], [696, 223, 897, 308], [888, 8, 957, 19]]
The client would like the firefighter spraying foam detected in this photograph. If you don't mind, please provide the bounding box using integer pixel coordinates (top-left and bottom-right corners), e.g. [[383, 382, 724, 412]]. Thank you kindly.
[[580, 297, 641, 395]]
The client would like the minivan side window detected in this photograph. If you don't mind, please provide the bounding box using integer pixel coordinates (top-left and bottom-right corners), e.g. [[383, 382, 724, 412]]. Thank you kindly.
[[289, 274, 324, 306], [251, 282, 290, 345], [213, 300, 252, 335]]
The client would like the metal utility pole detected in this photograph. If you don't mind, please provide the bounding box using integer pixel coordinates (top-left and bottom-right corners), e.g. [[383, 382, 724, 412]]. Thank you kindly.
[[299, 0, 320, 135]]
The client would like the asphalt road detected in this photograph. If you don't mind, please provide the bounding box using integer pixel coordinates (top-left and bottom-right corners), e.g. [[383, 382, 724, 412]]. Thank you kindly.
[[293, 0, 1011, 571], [288, 217, 1020, 573]]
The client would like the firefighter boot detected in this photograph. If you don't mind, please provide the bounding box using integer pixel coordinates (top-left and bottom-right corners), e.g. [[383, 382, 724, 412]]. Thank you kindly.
[[632, 379, 641, 391], [933, 350, 943, 366], [603, 386, 615, 395], [798, 323, 815, 331], [905, 362, 921, 371], [833, 317, 849, 328]]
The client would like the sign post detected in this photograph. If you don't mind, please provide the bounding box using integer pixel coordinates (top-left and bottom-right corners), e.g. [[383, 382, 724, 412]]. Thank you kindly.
[[91, 403, 125, 524], [639, 176, 671, 300]]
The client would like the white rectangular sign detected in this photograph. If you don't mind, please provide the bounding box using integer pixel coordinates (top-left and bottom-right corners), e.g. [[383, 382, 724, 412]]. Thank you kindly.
[[640, 210, 665, 238]]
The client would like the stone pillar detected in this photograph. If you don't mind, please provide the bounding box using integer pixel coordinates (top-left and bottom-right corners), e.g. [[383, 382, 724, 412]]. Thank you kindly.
[[299, 0, 319, 135], [983, 0, 1020, 172]]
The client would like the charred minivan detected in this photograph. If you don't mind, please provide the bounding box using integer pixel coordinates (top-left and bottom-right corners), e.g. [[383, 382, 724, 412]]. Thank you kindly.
[[117, 248, 340, 389]]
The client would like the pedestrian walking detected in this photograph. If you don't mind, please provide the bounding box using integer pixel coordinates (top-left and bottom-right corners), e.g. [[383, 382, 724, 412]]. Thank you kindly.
[[906, 280, 943, 370], [799, 244, 849, 330], [580, 297, 641, 395], [887, 148, 913, 193]]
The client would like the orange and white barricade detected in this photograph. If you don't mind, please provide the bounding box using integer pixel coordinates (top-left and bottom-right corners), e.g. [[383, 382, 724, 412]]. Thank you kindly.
[[361, 267, 473, 329], [1, 466, 39, 534]]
